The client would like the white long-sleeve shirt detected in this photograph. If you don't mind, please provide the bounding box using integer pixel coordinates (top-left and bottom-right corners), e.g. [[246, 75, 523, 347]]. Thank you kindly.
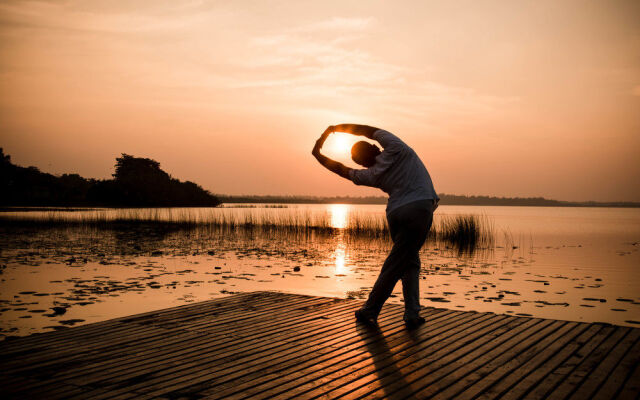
[[348, 129, 439, 215]]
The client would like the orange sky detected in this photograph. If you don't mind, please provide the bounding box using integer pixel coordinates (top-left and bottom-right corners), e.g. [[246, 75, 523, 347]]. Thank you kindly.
[[1, 1, 639, 202]]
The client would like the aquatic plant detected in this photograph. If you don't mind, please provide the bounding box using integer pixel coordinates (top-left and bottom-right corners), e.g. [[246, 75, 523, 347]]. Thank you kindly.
[[434, 214, 494, 253], [0, 207, 494, 251]]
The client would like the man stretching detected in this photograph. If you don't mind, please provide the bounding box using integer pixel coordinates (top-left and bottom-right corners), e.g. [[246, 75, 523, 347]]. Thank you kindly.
[[312, 124, 439, 329]]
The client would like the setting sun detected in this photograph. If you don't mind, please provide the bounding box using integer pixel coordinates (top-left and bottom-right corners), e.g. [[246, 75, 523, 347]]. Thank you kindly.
[[329, 133, 351, 154], [333, 134, 351, 152], [324, 132, 359, 161]]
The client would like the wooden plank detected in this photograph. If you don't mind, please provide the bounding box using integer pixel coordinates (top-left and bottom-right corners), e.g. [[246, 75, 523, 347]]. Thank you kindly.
[[93, 302, 412, 398], [546, 326, 630, 400], [0, 291, 261, 349], [200, 309, 472, 399], [200, 308, 459, 399], [276, 314, 506, 398], [127, 309, 422, 400], [13, 382, 100, 400], [430, 320, 567, 399], [177, 296, 342, 332], [61, 302, 374, 399], [57, 298, 348, 381], [7, 297, 356, 398], [270, 313, 516, 397], [499, 323, 603, 400], [0, 292, 638, 400], [3, 325, 178, 372], [0, 373, 109, 400], [0, 293, 324, 395], [384, 318, 550, 399], [522, 324, 616, 400], [61, 299, 358, 386], [1, 293, 324, 371], [455, 321, 586, 400], [616, 361, 640, 400], [0, 291, 270, 356], [2, 375, 47, 398], [325, 316, 534, 400], [579, 328, 640, 400]]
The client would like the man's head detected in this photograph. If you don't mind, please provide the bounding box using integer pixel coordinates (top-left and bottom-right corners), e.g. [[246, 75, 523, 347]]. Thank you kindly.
[[351, 141, 381, 167]]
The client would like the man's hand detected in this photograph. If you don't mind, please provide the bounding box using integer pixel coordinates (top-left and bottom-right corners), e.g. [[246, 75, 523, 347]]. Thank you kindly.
[[312, 125, 334, 157], [311, 125, 352, 180], [333, 124, 378, 139]]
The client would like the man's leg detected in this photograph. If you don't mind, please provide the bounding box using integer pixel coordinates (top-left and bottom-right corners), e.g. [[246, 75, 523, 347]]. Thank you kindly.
[[360, 200, 431, 319], [360, 238, 413, 317], [400, 202, 433, 321], [401, 253, 421, 320]]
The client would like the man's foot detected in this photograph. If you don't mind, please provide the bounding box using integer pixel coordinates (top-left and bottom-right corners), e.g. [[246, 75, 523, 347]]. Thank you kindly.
[[404, 316, 426, 330], [355, 309, 378, 326]]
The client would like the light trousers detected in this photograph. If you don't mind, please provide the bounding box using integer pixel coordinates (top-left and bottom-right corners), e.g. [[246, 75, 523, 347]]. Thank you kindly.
[[362, 198, 435, 320]]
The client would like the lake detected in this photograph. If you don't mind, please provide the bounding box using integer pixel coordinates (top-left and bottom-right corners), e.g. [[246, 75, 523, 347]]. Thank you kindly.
[[1, 204, 639, 338]]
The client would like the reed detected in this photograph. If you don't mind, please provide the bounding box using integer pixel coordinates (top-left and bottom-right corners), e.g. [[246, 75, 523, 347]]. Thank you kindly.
[[434, 214, 494, 253], [0, 208, 494, 250]]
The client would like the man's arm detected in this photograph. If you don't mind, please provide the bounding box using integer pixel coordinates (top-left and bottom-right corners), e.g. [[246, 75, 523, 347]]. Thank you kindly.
[[312, 126, 352, 180], [332, 124, 380, 139]]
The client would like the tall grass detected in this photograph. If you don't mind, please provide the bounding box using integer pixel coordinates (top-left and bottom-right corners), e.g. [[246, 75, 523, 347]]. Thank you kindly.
[[434, 214, 494, 253], [0, 208, 494, 251]]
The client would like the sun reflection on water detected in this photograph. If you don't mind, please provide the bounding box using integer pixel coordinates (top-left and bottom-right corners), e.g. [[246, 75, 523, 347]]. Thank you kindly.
[[328, 204, 351, 273], [334, 242, 347, 274], [329, 204, 349, 229]]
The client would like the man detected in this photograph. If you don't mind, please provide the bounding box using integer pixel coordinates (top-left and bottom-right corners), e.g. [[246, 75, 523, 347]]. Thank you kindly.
[[312, 124, 439, 329]]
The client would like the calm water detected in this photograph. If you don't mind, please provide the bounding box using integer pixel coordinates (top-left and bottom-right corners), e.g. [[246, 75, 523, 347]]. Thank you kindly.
[[1, 204, 639, 338]]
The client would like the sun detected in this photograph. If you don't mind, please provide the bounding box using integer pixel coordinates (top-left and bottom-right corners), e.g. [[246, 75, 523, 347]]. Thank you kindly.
[[328, 132, 353, 155]]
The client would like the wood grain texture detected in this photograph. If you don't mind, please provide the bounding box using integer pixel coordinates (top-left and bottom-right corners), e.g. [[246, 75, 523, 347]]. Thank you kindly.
[[0, 291, 637, 400]]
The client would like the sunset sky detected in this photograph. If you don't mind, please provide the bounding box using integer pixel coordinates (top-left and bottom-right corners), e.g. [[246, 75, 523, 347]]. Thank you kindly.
[[1, 0, 639, 202]]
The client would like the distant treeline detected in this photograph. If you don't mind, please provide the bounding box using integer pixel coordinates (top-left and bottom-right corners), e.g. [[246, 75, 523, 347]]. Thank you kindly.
[[217, 195, 389, 205], [217, 194, 640, 208], [0, 149, 220, 207], [2, 148, 637, 208]]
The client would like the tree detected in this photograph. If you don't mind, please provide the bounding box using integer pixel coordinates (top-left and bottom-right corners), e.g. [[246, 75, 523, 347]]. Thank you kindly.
[[0, 151, 221, 207], [114, 154, 169, 182]]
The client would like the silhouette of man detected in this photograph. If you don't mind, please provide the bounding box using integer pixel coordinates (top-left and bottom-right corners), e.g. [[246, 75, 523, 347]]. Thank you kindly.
[[312, 124, 439, 328]]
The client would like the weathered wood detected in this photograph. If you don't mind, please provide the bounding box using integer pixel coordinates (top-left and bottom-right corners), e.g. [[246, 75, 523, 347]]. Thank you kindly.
[[0, 291, 270, 357], [616, 360, 640, 400], [203, 309, 463, 399], [499, 323, 603, 400], [1, 294, 331, 379], [8, 296, 347, 397], [0, 291, 638, 400], [83, 303, 384, 399], [580, 328, 640, 400], [450, 321, 582, 400], [547, 326, 630, 400], [354, 317, 540, 400], [212, 310, 479, 399], [522, 324, 616, 399], [281, 314, 515, 400], [66, 300, 357, 387]]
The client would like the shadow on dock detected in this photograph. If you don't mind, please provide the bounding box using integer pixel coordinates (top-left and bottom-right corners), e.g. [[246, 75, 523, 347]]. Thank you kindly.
[[0, 291, 638, 399]]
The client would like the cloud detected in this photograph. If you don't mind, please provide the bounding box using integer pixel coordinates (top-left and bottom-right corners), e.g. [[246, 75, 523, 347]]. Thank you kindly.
[[231, 18, 516, 124], [294, 16, 374, 33], [0, 3, 517, 126], [0, 1, 221, 34]]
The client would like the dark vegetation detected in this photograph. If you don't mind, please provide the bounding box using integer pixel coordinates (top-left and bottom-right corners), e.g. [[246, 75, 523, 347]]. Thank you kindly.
[[0, 207, 494, 254], [2, 146, 636, 208], [0, 149, 220, 207], [218, 194, 640, 208]]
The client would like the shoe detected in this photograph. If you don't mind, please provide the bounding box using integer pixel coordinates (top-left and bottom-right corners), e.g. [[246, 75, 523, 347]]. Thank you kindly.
[[355, 309, 378, 325], [404, 316, 426, 330]]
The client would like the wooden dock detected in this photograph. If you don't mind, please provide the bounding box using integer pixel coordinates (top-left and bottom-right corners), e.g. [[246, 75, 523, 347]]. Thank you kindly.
[[0, 291, 638, 399]]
